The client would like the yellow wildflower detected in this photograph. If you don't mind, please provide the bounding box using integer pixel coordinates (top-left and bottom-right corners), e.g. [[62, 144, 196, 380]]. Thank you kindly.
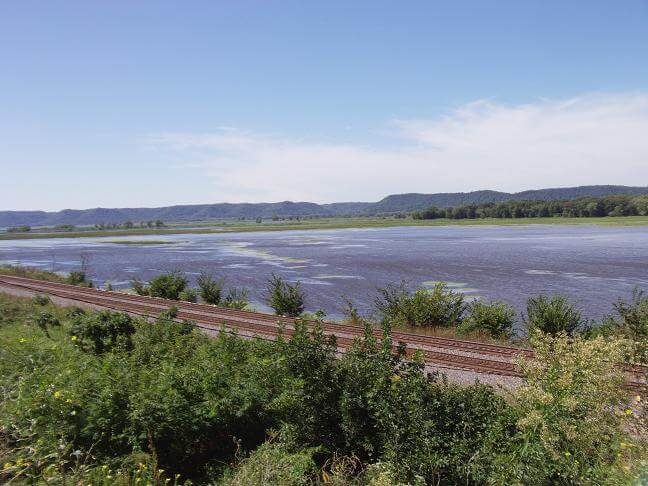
[[624, 409, 633, 416], [71, 335, 78, 341], [53, 391, 62, 399]]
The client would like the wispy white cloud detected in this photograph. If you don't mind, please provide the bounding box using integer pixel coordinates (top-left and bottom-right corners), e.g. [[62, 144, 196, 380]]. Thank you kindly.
[[148, 92, 648, 202]]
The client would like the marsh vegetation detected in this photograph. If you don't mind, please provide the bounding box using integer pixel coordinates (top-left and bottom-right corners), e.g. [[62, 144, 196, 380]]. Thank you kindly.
[[0, 291, 645, 484]]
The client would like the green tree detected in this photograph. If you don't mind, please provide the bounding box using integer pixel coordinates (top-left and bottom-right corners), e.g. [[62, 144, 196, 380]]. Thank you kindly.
[[196, 273, 224, 305], [147, 271, 188, 300], [266, 274, 305, 317]]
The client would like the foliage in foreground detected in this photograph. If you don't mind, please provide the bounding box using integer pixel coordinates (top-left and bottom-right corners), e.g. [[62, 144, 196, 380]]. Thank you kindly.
[[589, 288, 648, 363], [492, 332, 641, 484], [0, 293, 644, 485]]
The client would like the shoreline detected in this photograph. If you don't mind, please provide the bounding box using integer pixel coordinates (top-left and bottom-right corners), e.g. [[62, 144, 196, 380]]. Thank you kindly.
[[2, 215, 648, 241]]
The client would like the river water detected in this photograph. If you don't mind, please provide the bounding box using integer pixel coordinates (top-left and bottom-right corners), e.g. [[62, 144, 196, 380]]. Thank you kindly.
[[1, 224, 647, 322]]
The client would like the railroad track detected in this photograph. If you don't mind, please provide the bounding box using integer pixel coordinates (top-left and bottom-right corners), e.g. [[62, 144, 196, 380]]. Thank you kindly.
[[1, 274, 645, 388]]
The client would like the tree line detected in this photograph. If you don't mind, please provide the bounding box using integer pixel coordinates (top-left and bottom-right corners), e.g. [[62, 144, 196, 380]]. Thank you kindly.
[[94, 219, 165, 230], [412, 194, 648, 220]]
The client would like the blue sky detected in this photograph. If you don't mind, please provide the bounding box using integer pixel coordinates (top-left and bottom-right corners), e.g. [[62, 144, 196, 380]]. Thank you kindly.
[[2, 1, 648, 210]]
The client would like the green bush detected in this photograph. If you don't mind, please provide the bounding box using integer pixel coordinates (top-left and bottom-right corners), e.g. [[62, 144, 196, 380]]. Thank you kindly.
[[33, 311, 60, 336], [587, 288, 648, 363], [221, 440, 319, 486], [223, 287, 249, 310], [131, 279, 149, 296], [266, 274, 305, 317], [524, 294, 584, 336], [65, 306, 86, 319], [66, 270, 89, 286], [196, 273, 223, 305], [458, 300, 516, 338], [69, 310, 136, 354], [490, 333, 639, 484], [131, 272, 189, 300], [612, 288, 648, 342], [148, 271, 188, 300], [179, 287, 198, 303], [374, 281, 465, 327], [32, 293, 51, 306], [0, 293, 644, 485]]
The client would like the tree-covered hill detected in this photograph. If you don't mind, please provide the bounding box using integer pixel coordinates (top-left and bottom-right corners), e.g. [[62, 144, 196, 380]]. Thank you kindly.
[[2, 185, 648, 227]]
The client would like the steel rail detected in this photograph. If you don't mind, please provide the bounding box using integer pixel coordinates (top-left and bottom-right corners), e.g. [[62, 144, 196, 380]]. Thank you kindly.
[[1, 275, 646, 386]]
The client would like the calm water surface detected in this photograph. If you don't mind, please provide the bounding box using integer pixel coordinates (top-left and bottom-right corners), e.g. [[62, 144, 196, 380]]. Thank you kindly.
[[1, 225, 647, 321]]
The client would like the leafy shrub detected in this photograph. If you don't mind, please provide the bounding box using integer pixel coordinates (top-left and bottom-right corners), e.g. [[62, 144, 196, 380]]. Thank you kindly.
[[147, 271, 188, 300], [524, 294, 584, 336], [458, 300, 516, 338], [266, 274, 305, 317], [196, 273, 223, 305], [69, 310, 136, 354], [33, 311, 60, 336], [179, 287, 198, 303], [131, 272, 189, 300], [66, 270, 89, 286], [374, 281, 465, 327], [587, 288, 648, 363], [222, 440, 319, 486], [131, 279, 149, 296], [65, 306, 86, 319], [159, 305, 179, 320], [612, 288, 648, 340], [341, 297, 363, 325], [223, 287, 249, 310], [32, 293, 51, 306], [336, 325, 510, 484], [491, 332, 640, 484], [1, 292, 644, 485], [47, 461, 186, 486]]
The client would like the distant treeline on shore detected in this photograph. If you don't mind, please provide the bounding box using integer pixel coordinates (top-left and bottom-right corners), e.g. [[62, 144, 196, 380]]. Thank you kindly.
[[412, 194, 648, 220]]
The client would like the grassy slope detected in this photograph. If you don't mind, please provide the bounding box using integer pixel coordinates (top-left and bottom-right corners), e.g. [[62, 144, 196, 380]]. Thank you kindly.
[[0, 265, 68, 283], [2, 215, 648, 240]]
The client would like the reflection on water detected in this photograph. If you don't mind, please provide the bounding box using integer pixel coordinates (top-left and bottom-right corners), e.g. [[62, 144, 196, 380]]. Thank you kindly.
[[1, 224, 647, 322]]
